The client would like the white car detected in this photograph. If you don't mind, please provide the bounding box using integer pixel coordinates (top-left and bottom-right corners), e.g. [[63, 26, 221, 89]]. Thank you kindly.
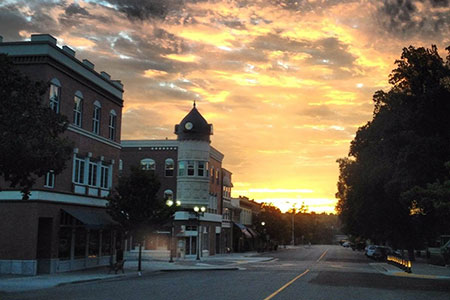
[[342, 241, 351, 248], [365, 245, 377, 257]]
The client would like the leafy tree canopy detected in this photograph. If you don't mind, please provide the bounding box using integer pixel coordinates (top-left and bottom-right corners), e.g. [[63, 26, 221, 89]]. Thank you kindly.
[[336, 45, 450, 248], [0, 54, 73, 199], [107, 166, 174, 240]]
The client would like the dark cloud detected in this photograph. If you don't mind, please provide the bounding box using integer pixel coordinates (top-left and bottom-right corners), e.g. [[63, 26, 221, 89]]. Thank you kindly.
[[376, 0, 450, 40], [65, 3, 90, 16], [103, 0, 185, 20]]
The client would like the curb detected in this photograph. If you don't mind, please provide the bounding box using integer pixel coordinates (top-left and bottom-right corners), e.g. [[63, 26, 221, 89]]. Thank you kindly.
[[161, 267, 240, 272], [370, 263, 450, 280]]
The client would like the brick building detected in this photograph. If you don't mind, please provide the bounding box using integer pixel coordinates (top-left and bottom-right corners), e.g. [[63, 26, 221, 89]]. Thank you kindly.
[[0, 34, 123, 275], [121, 104, 233, 257]]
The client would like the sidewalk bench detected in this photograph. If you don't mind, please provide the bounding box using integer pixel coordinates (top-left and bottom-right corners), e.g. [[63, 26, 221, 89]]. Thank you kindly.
[[108, 259, 126, 274]]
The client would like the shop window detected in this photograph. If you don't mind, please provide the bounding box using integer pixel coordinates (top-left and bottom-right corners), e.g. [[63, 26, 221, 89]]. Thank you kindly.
[[101, 230, 112, 256], [74, 228, 87, 258], [88, 230, 99, 258], [58, 227, 72, 260]]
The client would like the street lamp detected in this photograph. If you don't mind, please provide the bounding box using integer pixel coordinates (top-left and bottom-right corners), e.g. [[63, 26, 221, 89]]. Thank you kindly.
[[166, 199, 181, 263], [193, 206, 206, 260]]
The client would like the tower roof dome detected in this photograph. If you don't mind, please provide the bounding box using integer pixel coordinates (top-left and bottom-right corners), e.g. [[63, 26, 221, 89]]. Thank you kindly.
[[175, 103, 213, 142]]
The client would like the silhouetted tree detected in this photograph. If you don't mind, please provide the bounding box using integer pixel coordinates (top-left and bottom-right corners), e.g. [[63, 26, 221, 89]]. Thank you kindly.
[[0, 54, 73, 199], [336, 45, 450, 253]]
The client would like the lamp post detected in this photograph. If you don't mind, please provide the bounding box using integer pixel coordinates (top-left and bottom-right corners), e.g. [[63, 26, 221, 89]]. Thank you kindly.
[[194, 206, 206, 260], [166, 199, 181, 263], [261, 221, 266, 252]]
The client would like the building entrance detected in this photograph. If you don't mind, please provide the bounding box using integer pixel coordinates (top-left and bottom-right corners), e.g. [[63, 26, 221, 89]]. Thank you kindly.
[[185, 236, 197, 255]]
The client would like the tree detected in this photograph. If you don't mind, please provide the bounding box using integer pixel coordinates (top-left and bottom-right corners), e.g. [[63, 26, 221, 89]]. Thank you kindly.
[[336, 45, 450, 252], [107, 166, 174, 270], [0, 54, 73, 199]]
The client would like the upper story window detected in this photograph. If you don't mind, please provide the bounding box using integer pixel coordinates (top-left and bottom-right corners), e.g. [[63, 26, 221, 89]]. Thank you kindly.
[[178, 161, 186, 176], [88, 161, 98, 186], [92, 101, 101, 135], [165, 159, 174, 177], [164, 189, 173, 200], [44, 170, 55, 188], [73, 157, 85, 184], [141, 158, 156, 171], [49, 78, 61, 114], [216, 169, 220, 184], [198, 161, 205, 177], [187, 161, 195, 176], [109, 110, 117, 141], [210, 166, 214, 183], [73, 91, 83, 127], [100, 164, 109, 189]]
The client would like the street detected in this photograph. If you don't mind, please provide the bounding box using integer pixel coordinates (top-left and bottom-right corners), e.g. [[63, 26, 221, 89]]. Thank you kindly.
[[3, 245, 449, 300]]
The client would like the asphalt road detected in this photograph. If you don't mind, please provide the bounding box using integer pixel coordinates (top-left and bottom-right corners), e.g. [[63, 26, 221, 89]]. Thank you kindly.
[[3, 245, 450, 300]]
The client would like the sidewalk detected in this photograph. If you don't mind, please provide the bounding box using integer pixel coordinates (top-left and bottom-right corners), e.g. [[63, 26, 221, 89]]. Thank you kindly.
[[370, 258, 450, 280], [0, 253, 273, 293]]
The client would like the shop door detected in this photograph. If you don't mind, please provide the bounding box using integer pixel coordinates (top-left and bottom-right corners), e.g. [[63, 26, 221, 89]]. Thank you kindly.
[[185, 236, 197, 255], [36, 217, 53, 274]]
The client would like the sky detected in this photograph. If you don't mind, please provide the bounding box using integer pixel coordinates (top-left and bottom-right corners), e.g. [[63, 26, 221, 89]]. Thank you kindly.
[[1, 0, 449, 213]]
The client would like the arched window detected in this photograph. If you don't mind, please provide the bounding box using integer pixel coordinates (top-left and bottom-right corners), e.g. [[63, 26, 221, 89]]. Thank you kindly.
[[165, 158, 174, 177], [164, 189, 173, 201], [73, 91, 83, 127], [109, 109, 117, 141], [141, 158, 156, 171], [49, 78, 61, 113], [92, 101, 101, 134]]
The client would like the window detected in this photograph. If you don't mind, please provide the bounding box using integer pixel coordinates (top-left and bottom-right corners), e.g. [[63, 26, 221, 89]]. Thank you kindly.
[[109, 110, 117, 141], [164, 189, 173, 200], [141, 158, 156, 171], [88, 162, 98, 186], [73, 157, 85, 184], [187, 161, 195, 176], [49, 79, 61, 113], [165, 158, 174, 177], [100, 164, 109, 189], [211, 166, 214, 183], [216, 169, 220, 184], [92, 101, 101, 134], [198, 161, 205, 177], [45, 170, 55, 188], [73, 92, 83, 127], [178, 161, 186, 176]]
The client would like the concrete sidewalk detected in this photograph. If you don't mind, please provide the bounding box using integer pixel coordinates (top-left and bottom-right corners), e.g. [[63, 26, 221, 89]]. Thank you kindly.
[[0, 253, 273, 293], [370, 259, 450, 280]]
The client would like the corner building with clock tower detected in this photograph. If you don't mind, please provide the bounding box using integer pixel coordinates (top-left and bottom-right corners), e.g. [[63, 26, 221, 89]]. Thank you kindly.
[[120, 104, 231, 258]]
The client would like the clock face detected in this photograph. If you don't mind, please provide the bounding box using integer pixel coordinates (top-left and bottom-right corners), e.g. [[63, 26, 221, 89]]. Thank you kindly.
[[185, 122, 193, 130]]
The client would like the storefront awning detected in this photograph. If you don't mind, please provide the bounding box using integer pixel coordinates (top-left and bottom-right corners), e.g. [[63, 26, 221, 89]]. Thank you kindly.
[[247, 227, 259, 238], [62, 207, 120, 229], [233, 222, 252, 239]]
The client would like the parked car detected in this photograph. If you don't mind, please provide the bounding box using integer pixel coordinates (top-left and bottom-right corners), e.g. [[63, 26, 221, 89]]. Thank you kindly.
[[372, 246, 392, 261], [342, 241, 351, 248], [365, 245, 378, 257]]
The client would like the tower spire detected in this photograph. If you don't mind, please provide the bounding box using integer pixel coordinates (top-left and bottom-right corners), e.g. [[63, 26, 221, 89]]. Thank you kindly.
[[193, 100, 196, 108]]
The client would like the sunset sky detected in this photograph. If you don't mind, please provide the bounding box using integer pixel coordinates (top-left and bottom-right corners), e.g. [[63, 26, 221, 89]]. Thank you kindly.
[[1, 0, 449, 213]]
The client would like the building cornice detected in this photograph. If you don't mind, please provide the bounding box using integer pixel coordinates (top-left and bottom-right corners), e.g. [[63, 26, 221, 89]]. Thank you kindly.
[[0, 190, 108, 207], [122, 140, 179, 148]]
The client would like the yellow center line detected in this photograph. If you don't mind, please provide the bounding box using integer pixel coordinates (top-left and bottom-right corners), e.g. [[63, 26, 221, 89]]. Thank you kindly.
[[263, 269, 310, 300], [316, 249, 329, 262]]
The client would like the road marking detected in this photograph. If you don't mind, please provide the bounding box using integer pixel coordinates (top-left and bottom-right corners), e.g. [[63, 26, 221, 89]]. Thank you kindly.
[[316, 249, 329, 262], [263, 269, 310, 300]]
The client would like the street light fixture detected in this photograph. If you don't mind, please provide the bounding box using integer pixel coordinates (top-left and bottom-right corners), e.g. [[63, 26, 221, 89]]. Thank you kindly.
[[193, 206, 206, 260], [166, 199, 181, 263]]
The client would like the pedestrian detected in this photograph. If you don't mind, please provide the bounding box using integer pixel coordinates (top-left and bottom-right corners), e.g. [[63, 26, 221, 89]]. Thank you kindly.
[[116, 247, 124, 263]]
